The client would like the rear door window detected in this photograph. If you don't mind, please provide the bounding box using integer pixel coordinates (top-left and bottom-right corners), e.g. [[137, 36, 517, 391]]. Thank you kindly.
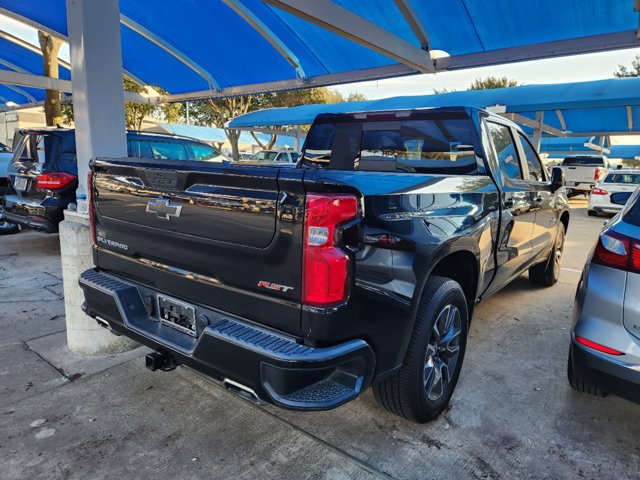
[[623, 194, 640, 226], [604, 173, 640, 184], [486, 122, 522, 180], [148, 141, 189, 161], [189, 143, 226, 162]]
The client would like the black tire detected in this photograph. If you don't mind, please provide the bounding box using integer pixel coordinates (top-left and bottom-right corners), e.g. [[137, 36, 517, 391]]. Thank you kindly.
[[529, 223, 565, 286], [372, 275, 469, 423], [0, 220, 18, 235], [587, 210, 598, 217], [567, 352, 607, 397]]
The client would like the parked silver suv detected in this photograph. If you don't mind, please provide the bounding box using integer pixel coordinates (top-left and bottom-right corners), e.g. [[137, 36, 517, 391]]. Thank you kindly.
[[568, 187, 640, 403]]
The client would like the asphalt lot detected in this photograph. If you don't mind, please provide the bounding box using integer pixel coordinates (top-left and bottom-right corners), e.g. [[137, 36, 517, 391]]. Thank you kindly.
[[1, 198, 639, 480]]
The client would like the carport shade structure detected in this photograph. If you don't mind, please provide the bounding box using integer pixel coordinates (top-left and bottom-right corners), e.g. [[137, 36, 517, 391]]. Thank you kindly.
[[228, 77, 640, 141], [0, 0, 639, 104]]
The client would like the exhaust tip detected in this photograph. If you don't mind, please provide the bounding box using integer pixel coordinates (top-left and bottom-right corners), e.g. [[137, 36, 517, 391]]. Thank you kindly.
[[223, 378, 265, 405], [95, 316, 121, 336]]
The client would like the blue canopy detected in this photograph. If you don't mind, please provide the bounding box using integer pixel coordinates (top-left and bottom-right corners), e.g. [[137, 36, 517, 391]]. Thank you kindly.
[[610, 144, 640, 159], [0, 0, 637, 102], [229, 77, 640, 137], [539, 136, 609, 156], [0, 34, 71, 104]]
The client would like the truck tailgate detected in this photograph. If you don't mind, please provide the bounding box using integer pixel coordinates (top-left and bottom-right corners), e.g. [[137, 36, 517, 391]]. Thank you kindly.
[[91, 158, 306, 335]]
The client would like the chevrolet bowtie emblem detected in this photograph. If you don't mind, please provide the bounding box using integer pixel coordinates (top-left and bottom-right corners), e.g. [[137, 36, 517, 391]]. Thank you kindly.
[[146, 198, 182, 220]]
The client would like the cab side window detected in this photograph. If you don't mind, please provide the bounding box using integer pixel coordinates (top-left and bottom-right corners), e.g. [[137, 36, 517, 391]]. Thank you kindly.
[[518, 133, 545, 182], [148, 141, 189, 161], [190, 143, 224, 161], [487, 122, 522, 180]]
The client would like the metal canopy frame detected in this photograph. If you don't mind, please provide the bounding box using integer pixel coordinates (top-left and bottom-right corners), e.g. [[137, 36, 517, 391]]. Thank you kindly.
[[262, 0, 436, 73], [0, 1, 639, 105], [223, 0, 307, 80], [0, 7, 146, 87], [120, 15, 220, 90]]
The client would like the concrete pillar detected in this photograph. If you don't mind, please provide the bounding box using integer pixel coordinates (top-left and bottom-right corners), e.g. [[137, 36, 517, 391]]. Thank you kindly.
[[60, 211, 137, 354], [61, 0, 136, 354]]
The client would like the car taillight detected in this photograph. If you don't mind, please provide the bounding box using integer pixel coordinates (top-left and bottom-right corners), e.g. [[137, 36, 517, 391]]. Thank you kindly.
[[88, 172, 96, 245], [592, 229, 640, 273], [591, 187, 608, 195], [594, 168, 604, 181], [575, 336, 623, 355], [36, 172, 77, 190], [303, 193, 358, 307]]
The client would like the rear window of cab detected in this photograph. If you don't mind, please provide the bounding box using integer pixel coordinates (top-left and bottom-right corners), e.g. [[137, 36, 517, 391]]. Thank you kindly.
[[302, 114, 480, 175]]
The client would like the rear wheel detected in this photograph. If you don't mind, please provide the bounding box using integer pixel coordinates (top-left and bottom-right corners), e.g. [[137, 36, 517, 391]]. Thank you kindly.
[[567, 353, 607, 397], [529, 223, 565, 286], [373, 276, 469, 423]]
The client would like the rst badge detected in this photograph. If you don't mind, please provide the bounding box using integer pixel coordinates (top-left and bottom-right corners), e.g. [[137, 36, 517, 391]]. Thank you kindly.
[[257, 281, 294, 293], [146, 198, 182, 220]]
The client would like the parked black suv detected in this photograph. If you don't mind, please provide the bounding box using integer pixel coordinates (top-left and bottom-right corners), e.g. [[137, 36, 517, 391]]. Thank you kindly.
[[2, 129, 227, 233], [80, 107, 570, 422]]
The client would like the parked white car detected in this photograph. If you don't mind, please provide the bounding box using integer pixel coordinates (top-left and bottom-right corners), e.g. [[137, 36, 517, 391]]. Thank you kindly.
[[588, 169, 640, 216], [559, 155, 611, 196], [251, 150, 299, 163]]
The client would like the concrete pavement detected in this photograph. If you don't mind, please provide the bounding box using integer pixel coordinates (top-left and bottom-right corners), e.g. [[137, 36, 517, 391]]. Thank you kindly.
[[1, 198, 639, 479]]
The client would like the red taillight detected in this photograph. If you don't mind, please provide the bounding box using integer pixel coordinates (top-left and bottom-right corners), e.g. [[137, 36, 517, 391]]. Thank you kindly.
[[303, 193, 358, 307], [592, 229, 640, 273], [88, 172, 96, 245], [576, 335, 623, 355], [594, 168, 604, 181], [36, 172, 76, 190], [591, 187, 608, 195]]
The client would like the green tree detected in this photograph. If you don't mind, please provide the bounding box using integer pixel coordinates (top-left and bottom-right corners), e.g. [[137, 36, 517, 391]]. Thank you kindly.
[[614, 55, 640, 77], [468, 76, 520, 90], [61, 77, 179, 130], [182, 87, 360, 157], [346, 92, 368, 102]]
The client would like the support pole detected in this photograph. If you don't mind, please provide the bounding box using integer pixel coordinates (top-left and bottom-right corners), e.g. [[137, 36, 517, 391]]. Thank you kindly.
[[62, 0, 136, 354], [532, 111, 544, 152]]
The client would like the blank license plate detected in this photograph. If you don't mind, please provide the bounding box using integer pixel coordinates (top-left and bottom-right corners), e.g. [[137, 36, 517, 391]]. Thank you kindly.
[[157, 295, 197, 337], [14, 176, 29, 191]]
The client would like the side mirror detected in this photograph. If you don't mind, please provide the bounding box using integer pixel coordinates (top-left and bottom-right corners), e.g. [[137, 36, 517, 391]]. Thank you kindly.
[[550, 166, 565, 193]]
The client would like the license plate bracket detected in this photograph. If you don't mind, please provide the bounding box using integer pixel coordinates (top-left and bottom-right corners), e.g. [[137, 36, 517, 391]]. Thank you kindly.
[[14, 176, 29, 191], [157, 295, 197, 337]]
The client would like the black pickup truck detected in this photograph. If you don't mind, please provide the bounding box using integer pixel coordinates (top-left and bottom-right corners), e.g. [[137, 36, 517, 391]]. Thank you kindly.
[[80, 107, 569, 423]]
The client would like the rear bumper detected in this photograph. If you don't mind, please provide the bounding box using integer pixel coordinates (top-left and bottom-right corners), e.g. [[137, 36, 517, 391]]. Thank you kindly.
[[568, 183, 594, 192], [570, 341, 640, 404], [79, 269, 375, 410], [2, 195, 62, 233]]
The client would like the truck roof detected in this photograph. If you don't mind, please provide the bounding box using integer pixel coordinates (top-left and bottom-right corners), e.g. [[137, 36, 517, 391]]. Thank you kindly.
[[312, 106, 519, 129]]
